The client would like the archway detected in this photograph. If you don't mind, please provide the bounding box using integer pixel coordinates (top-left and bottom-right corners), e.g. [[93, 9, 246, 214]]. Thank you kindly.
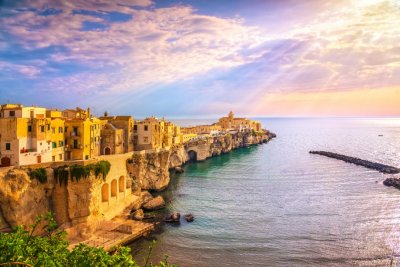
[[1, 157, 11, 167], [188, 150, 197, 162], [111, 179, 117, 197], [119, 176, 125, 192], [104, 147, 111, 155], [101, 183, 109, 202]]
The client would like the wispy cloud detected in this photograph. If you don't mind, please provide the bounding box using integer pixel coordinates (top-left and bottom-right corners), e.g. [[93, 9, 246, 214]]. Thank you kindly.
[[0, 0, 399, 116]]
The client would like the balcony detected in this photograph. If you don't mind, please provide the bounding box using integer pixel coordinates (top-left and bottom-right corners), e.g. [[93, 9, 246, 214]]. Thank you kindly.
[[20, 148, 36, 154], [70, 132, 81, 137]]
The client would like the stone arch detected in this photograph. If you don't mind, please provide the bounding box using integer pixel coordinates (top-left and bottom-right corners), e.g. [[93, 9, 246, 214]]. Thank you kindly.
[[101, 183, 109, 202], [119, 176, 125, 192], [1, 157, 11, 167], [104, 147, 111, 155], [111, 179, 117, 197], [188, 150, 197, 162]]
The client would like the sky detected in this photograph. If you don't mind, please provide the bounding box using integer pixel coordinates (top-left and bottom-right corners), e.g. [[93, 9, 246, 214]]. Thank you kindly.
[[0, 0, 399, 117]]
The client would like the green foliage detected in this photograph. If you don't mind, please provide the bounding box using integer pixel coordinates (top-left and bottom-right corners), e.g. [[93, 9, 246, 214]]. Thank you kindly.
[[0, 213, 176, 267], [28, 168, 47, 184], [54, 166, 69, 186], [93, 160, 111, 180], [53, 161, 111, 186], [70, 164, 91, 182], [127, 158, 134, 164]]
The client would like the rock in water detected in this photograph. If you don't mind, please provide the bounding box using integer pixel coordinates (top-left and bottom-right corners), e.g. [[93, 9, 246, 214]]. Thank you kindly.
[[142, 195, 166, 211], [175, 167, 184, 174], [130, 209, 144, 220], [165, 212, 181, 223], [185, 213, 194, 222]]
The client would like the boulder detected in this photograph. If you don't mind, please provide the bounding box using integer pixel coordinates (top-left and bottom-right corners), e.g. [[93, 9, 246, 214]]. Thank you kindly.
[[140, 191, 154, 205], [165, 212, 180, 223], [130, 209, 144, 220], [142, 195, 165, 211], [184, 213, 194, 222], [175, 167, 184, 174]]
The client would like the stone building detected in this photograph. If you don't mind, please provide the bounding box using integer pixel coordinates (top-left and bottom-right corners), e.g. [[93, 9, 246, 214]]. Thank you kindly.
[[47, 110, 65, 162], [99, 115, 134, 153], [133, 117, 162, 151], [217, 111, 262, 132], [100, 123, 124, 155]]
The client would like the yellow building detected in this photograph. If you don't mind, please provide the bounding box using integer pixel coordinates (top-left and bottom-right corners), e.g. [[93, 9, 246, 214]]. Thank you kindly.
[[49, 118, 65, 162], [172, 125, 182, 144], [64, 108, 102, 161], [0, 104, 52, 166], [163, 121, 174, 148], [181, 133, 198, 143]]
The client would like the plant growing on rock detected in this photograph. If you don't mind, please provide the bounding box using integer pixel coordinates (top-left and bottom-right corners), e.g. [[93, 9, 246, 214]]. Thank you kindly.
[[28, 168, 47, 184]]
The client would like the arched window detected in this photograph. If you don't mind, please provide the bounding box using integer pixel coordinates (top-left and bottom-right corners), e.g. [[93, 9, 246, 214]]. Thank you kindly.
[[111, 179, 117, 197], [119, 176, 125, 192], [101, 183, 109, 202]]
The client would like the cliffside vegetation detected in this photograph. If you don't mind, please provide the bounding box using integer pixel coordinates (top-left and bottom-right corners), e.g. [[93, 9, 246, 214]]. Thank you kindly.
[[53, 160, 111, 186], [28, 168, 47, 184], [0, 213, 176, 267]]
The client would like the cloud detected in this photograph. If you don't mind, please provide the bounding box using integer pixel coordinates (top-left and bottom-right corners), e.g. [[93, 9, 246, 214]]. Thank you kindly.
[[1, 0, 399, 116], [1, 2, 268, 96], [0, 61, 41, 78]]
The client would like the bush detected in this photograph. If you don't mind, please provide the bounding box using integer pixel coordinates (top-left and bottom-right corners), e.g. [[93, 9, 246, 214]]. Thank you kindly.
[[29, 168, 47, 183], [0, 213, 176, 267]]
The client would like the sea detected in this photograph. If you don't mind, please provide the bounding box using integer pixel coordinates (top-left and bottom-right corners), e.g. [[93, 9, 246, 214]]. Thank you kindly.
[[130, 118, 400, 267]]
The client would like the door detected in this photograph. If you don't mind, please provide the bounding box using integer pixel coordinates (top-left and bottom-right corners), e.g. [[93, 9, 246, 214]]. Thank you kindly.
[[37, 155, 41, 163], [105, 147, 111, 155], [1, 157, 11, 167]]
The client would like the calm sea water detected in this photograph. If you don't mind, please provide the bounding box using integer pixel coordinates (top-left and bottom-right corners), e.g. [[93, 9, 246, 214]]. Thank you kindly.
[[130, 118, 400, 266]]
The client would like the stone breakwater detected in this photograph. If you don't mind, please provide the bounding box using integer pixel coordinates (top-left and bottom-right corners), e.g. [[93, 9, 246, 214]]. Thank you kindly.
[[309, 151, 400, 174]]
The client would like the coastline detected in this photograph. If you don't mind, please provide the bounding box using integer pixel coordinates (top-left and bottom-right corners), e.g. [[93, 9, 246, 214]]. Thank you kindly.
[[0, 130, 276, 251]]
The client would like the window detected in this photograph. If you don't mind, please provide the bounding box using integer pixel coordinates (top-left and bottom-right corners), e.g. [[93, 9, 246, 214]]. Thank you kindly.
[[65, 126, 68, 132], [52, 142, 57, 148], [73, 140, 78, 149], [59, 154, 63, 160], [47, 124, 50, 131], [28, 125, 32, 132], [144, 125, 148, 131], [9, 111, 15, 117], [144, 137, 149, 143], [52, 156, 55, 162], [40, 126, 45, 132], [85, 155, 89, 160], [73, 127, 78, 136], [52, 127, 55, 134], [59, 141, 64, 147], [5, 143, 11, 150], [134, 125, 137, 131], [59, 127, 63, 133]]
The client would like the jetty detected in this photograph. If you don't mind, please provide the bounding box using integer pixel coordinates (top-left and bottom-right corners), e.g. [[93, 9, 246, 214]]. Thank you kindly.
[[309, 151, 400, 174], [69, 220, 155, 252]]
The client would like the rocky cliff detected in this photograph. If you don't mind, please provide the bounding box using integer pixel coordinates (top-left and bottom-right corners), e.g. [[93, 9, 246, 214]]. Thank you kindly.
[[129, 150, 171, 191], [0, 168, 54, 231]]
